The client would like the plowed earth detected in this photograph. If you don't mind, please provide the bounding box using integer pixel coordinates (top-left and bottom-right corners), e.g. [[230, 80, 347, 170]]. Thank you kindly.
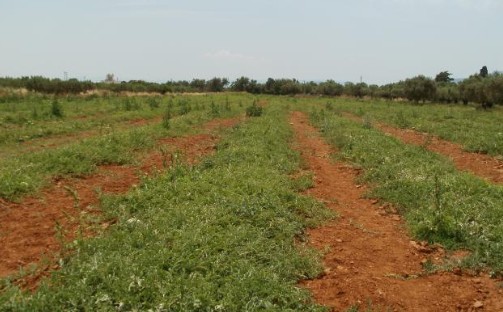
[[344, 113, 503, 185], [291, 112, 503, 312], [0, 117, 242, 285]]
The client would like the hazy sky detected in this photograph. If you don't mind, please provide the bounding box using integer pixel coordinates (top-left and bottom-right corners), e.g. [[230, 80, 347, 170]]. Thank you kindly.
[[1, 0, 502, 84]]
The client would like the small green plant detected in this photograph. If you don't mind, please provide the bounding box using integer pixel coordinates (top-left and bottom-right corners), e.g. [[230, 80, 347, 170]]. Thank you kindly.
[[355, 107, 365, 117], [246, 101, 263, 117], [362, 115, 373, 129], [162, 107, 172, 129], [421, 258, 436, 273], [148, 97, 160, 109], [224, 97, 231, 111], [51, 99, 64, 118], [209, 101, 220, 117], [178, 100, 191, 115], [31, 106, 39, 119], [394, 111, 409, 128], [123, 98, 141, 111], [325, 101, 334, 111]]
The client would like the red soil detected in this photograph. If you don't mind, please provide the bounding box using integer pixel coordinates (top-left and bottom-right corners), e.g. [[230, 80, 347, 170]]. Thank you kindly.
[[0, 116, 242, 283], [291, 111, 503, 312]]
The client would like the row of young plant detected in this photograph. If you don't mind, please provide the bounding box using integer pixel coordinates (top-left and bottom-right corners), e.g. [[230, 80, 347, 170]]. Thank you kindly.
[[308, 107, 503, 275], [0, 96, 245, 201], [0, 94, 242, 147], [0, 104, 331, 311], [319, 98, 503, 157]]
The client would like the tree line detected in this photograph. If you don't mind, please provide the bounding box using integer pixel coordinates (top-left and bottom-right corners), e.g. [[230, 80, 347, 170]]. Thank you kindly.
[[1, 67, 502, 107]]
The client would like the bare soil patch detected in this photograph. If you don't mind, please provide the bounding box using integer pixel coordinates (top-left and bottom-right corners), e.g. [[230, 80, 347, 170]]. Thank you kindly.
[[0, 116, 242, 284], [344, 113, 503, 184], [291, 111, 503, 311]]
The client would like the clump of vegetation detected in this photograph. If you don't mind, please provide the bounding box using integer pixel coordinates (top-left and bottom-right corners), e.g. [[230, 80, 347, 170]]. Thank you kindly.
[[162, 107, 172, 129], [209, 101, 220, 117], [51, 99, 64, 118], [147, 97, 160, 109], [122, 97, 141, 111], [246, 101, 263, 117], [224, 97, 231, 111]]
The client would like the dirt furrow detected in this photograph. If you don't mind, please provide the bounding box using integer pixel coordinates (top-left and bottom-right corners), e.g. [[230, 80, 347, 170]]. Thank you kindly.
[[0, 116, 242, 282], [291, 111, 503, 312], [344, 113, 503, 184]]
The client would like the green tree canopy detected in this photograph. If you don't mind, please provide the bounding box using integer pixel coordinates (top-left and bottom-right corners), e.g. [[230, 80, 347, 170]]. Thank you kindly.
[[435, 71, 454, 83], [480, 66, 489, 78], [404, 75, 437, 102]]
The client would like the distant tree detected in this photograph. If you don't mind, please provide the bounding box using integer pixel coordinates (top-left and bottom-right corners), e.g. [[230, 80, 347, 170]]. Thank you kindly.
[[205, 77, 228, 92], [190, 79, 206, 92], [480, 66, 489, 78], [460, 73, 503, 108], [230, 77, 250, 92], [404, 75, 437, 103], [104, 73, 116, 83], [435, 71, 454, 83], [459, 75, 492, 108], [301, 81, 318, 95], [264, 78, 277, 94], [368, 84, 379, 98], [317, 80, 344, 96], [353, 82, 369, 98], [278, 79, 302, 95], [343, 82, 368, 98], [487, 73, 503, 105], [436, 84, 460, 103]]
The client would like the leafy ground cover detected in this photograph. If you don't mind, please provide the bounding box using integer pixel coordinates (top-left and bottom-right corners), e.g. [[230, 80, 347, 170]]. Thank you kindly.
[[0, 94, 247, 200], [0, 94, 247, 157], [307, 106, 503, 275], [0, 103, 331, 311], [317, 98, 503, 157]]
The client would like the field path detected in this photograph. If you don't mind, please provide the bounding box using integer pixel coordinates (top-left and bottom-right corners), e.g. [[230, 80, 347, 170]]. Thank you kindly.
[[344, 113, 503, 184], [291, 111, 503, 311], [0, 116, 242, 285]]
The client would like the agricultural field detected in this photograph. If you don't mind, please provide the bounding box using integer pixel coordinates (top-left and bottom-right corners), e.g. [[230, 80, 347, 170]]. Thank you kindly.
[[1, 93, 503, 311], [322, 98, 503, 157]]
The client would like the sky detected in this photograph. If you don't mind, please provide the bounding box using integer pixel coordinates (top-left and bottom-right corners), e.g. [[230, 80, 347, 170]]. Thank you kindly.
[[0, 0, 502, 85]]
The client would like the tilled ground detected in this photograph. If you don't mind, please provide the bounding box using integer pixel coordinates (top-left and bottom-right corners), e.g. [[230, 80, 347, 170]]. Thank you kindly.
[[291, 111, 503, 312], [0, 116, 243, 285]]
